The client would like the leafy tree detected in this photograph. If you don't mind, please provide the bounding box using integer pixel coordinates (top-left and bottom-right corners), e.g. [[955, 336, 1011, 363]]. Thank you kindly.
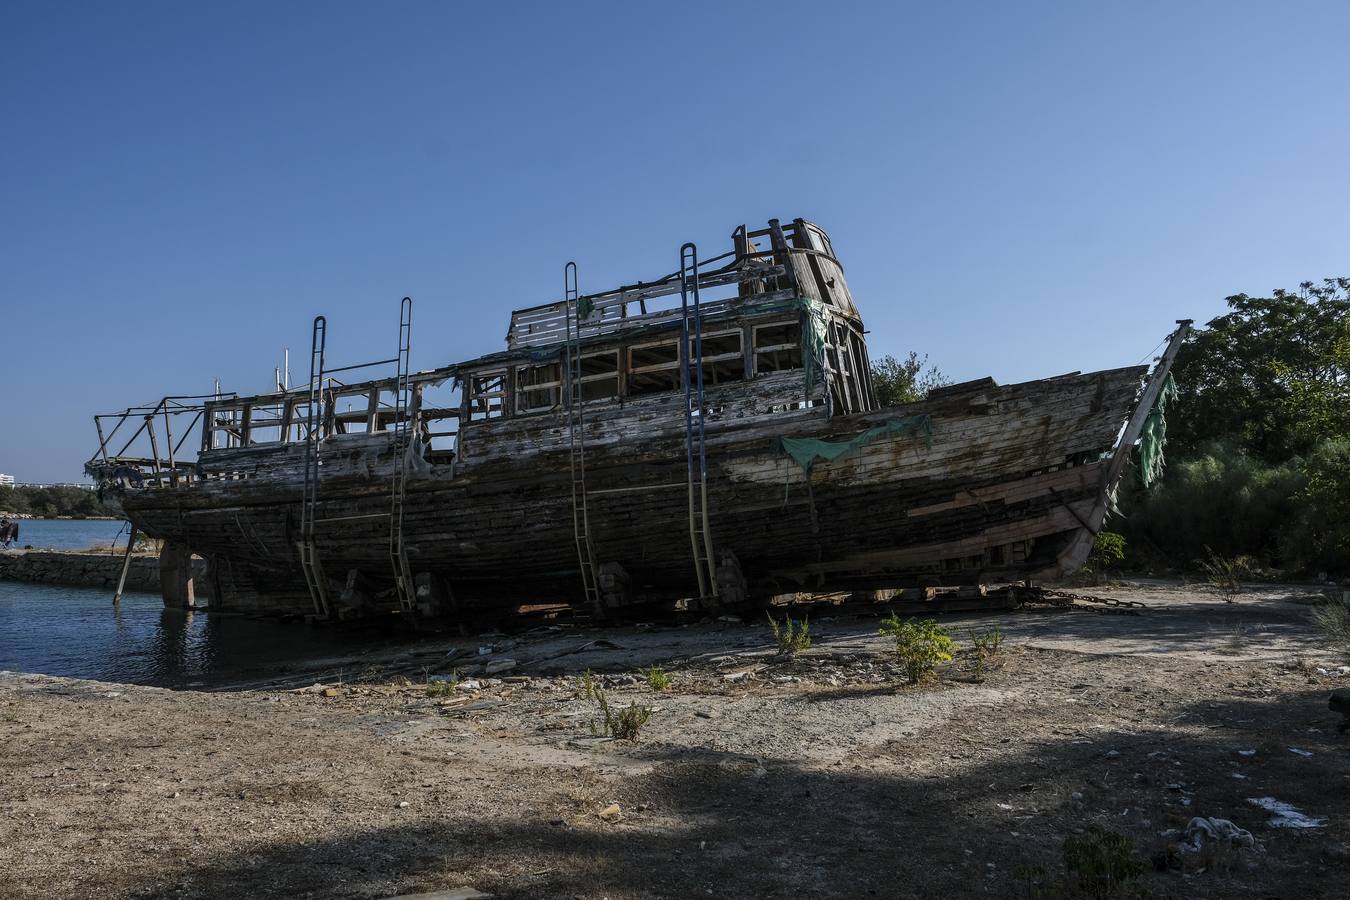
[[870, 351, 950, 406], [1124, 277, 1349, 574], [1169, 278, 1350, 462]]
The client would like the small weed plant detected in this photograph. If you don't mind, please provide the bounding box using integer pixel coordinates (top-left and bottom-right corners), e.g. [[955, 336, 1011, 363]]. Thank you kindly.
[[578, 668, 652, 742], [1013, 826, 1149, 899], [879, 614, 955, 684], [767, 613, 811, 656], [969, 625, 1004, 677], [608, 702, 652, 741], [424, 667, 459, 697], [641, 666, 673, 691], [971, 625, 1003, 658], [1062, 826, 1147, 897], [1196, 546, 1251, 600]]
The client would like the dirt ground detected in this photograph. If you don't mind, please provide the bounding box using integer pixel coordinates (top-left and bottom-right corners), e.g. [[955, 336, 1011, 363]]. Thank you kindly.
[[2, 580, 1347, 899]]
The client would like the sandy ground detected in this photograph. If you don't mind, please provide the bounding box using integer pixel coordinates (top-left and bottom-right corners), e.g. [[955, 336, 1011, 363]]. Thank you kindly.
[[2, 580, 1347, 899]]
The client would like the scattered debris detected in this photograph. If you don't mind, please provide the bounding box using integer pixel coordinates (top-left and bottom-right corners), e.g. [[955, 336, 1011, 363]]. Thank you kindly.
[[1247, 797, 1327, 829], [1182, 816, 1260, 851]]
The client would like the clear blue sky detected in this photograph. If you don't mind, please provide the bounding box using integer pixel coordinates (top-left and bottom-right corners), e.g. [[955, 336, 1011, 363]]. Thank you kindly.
[[2, 1, 1347, 482]]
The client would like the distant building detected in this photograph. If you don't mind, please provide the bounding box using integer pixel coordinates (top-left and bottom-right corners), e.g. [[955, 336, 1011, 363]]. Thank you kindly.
[[0, 473, 14, 486]]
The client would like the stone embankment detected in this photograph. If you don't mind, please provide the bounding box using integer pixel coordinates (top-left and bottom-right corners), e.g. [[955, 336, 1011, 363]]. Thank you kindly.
[[0, 549, 162, 593]]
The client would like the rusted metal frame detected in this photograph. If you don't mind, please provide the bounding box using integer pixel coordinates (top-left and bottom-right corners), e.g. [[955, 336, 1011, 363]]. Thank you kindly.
[[389, 296, 415, 612], [680, 242, 718, 601], [110, 411, 154, 460], [323, 356, 400, 377], [299, 314, 330, 619], [565, 260, 603, 616], [167, 409, 203, 461]]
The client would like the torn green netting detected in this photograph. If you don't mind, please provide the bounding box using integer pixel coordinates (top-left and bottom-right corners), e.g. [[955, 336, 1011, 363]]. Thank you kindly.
[[780, 415, 932, 473], [1137, 373, 1177, 488]]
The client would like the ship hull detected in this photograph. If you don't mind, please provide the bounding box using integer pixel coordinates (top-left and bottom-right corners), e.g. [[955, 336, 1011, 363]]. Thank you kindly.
[[107, 365, 1147, 618]]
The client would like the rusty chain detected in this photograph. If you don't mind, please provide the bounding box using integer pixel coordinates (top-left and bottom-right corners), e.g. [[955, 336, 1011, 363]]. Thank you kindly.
[[1016, 586, 1148, 615]]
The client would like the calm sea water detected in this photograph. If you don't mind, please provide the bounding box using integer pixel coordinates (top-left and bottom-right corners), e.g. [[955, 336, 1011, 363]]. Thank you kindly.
[[3, 518, 130, 551], [0, 519, 402, 687], [0, 580, 398, 688]]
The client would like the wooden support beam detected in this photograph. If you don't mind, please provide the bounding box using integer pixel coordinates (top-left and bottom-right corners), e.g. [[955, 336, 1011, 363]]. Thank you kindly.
[[112, 527, 137, 606], [159, 540, 196, 609]]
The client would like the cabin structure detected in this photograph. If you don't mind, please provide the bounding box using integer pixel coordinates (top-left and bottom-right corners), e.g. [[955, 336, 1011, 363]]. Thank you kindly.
[[87, 217, 1189, 622]]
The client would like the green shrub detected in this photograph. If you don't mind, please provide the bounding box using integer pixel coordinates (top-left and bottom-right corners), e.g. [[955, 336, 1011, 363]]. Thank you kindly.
[[879, 615, 955, 684], [1118, 440, 1307, 571], [642, 666, 672, 691], [767, 613, 811, 656], [1082, 532, 1126, 580], [1298, 438, 1350, 572], [1313, 599, 1350, 659]]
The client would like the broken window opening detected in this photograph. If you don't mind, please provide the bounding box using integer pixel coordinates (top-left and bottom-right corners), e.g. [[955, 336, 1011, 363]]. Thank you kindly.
[[330, 389, 373, 434], [576, 350, 620, 403], [753, 321, 803, 375], [515, 362, 562, 414], [694, 329, 745, 387], [626, 338, 679, 397], [468, 371, 507, 421]]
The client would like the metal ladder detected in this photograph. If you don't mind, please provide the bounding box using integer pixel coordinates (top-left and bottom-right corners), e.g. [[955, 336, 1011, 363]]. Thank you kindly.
[[298, 315, 330, 618], [565, 261, 603, 616], [679, 243, 718, 601], [388, 297, 415, 612]]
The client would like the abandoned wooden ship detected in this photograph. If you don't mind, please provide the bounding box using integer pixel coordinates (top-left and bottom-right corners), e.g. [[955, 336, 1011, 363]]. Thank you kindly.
[[87, 217, 1190, 620]]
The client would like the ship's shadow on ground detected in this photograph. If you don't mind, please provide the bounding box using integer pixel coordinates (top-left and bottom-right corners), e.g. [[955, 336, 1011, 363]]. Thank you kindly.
[[140, 690, 1347, 900]]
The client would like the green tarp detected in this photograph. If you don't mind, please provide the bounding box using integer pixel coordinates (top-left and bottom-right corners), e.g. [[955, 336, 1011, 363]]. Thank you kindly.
[[1138, 373, 1177, 488], [780, 415, 932, 473]]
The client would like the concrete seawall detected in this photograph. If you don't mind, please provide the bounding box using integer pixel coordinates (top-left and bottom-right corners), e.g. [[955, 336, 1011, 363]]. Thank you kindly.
[[0, 550, 163, 594]]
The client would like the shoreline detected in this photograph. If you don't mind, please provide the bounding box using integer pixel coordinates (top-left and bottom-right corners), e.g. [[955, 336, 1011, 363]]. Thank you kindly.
[[1, 583, 1345, 899]]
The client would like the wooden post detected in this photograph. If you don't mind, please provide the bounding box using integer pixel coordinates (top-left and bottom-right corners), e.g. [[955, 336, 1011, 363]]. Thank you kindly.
[[159, 540, 196, 609], [112, 526, 138, 606], [1099, 320, 1194, 496], [94, 416, 110, 463], [162, 406, 177, 486], [145, 412, 163, 479]]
